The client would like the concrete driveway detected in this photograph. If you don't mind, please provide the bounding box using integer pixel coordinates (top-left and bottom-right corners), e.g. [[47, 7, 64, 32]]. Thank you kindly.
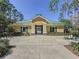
[[3, 35, 79, 59]]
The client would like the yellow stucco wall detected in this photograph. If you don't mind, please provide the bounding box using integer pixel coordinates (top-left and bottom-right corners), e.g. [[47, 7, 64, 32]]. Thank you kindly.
[[27, 26, 31, 34], [13, 25, 21, 32], [47, 25, 51, 33], [33, 21, 47, 25], [12, 24, 64, 34], [32, 17, 48, 23], [57, 25, 64, 32], [46, 25, 64, 33], [12, 24, 32, 33], [57, 29, 64, 32], [11, 16, 64, 35]]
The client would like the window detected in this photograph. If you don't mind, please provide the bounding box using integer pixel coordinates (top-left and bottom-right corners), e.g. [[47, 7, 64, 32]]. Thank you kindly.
[[50, 27, 57, 32], [23, 27, 26, 32], [21, 27, 28, 32]]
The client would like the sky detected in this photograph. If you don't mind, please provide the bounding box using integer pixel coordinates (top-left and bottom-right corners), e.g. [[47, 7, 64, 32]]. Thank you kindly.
[[10, 0, 60, 21]]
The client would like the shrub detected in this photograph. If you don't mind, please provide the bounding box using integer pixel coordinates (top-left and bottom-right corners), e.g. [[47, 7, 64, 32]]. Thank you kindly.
[[71, 42, 79, 51], [0, 40, 9, 46], [0, 39, 9, 57], [8, 27, 15, 33], [12, 32, 23, 36]]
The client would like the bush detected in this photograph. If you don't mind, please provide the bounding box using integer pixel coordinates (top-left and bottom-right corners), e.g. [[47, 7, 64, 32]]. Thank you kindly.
[[0, 40, 9, 46], [0, 39, 9, 57], [8, 27, 15, 33], [12, 32, 30, 36], [47, 32, 65, 36], [71, 42, 79, 51], [12, 32, 23, 36]]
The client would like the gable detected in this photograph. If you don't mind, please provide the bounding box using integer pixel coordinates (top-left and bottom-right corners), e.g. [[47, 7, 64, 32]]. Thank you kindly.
[[32, 16, 48, 23]]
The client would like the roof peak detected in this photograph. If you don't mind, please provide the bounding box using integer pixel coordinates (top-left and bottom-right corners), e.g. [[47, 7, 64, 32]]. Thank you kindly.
[[32, 15, 49, 23]]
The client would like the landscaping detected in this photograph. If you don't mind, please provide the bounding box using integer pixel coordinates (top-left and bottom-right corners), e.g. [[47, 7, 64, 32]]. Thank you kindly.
[[0, 0, 79, 59], [47, 32, 65, 36], [65, 42, 79, 57], [0, 39, 9, 57], [63, 25, 79, 57]]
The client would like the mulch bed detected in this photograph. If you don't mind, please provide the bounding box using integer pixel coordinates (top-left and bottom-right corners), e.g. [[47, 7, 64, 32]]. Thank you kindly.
[[64, 45, 79, 57]]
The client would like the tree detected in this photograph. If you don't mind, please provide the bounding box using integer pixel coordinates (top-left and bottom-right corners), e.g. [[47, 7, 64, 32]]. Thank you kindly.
[[19, 12, 24, 21], [0, 0, 24, 32], [0, 0, 24, 23], [60, 19, 71, 25], [49, 0, 79, 17], [49, 0, 59, 13]]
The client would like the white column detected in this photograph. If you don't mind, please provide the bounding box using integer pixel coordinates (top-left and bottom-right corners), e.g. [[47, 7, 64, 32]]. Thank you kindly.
[[43, 24, 47, 35], [31, 24, 35, 34]]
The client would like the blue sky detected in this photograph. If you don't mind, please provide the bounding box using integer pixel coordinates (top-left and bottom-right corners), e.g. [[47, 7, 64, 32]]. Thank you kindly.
[[10, 0, 60, 21]]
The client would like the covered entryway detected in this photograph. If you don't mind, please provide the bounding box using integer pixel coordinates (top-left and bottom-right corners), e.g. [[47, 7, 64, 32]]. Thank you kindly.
[[31, 16, 48, 35], [35, 25, 43, 34]]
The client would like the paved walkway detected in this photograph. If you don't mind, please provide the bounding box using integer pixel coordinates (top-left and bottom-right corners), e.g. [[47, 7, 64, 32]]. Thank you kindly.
[[3, 35, 79, 59]]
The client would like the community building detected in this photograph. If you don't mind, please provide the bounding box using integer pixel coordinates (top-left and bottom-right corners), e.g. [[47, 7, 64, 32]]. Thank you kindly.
[[10, 15, 65, 35]]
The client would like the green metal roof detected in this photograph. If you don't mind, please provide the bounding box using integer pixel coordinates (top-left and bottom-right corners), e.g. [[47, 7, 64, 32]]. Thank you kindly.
[[16, 20, 32, 25], [11, 20, 64, 26], [48, 21, 64, 26]]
